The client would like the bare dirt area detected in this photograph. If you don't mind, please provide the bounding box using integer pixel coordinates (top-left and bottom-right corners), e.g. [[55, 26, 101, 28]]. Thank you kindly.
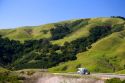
[[22, 71, 125, 83], [23, 72, 104, 83], [36, 75, 104, 83]]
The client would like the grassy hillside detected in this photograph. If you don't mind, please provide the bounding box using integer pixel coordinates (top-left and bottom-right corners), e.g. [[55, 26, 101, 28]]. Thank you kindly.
[[0, 17, 125, 73], [1, 17, 124, 44], [116, 70, 125, 74], [49, 30, 125, 73], [54, 17, 125, 45], [49, 17, 125, 73], [0, 24, 54, 41], [0, 19, 86, 42]]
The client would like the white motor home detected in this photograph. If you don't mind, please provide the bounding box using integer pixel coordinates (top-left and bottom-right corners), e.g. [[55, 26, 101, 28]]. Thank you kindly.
[[77, 68, 90, 75]]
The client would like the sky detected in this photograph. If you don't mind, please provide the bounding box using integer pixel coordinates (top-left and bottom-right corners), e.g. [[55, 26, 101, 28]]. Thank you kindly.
[[0, 0, 125, 29]]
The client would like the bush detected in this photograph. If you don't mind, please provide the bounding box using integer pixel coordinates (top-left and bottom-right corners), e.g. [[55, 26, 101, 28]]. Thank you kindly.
[[0, 75, 20, 83], [112, 24, 124, 32], [105, 78, 125, 83], [26, 70, 35, 76], [111, 16, 125, 20], [50, 25, 70, 40]]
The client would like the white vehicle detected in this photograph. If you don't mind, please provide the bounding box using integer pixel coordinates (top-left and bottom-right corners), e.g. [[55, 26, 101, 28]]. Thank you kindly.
[[77, 68, 90, 75]]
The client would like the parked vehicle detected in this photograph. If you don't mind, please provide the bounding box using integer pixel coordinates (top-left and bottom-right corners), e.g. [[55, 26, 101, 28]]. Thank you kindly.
[[77, 68, 90, 75]]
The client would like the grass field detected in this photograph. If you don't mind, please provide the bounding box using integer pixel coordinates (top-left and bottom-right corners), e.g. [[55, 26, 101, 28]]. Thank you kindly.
[[49, 30, 125, 73], [0, 17, 125, 73], [0, 17, 124, 44]]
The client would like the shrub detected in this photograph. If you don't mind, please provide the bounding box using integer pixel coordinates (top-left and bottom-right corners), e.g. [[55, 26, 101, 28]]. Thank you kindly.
[[105, 78, 125, 83], [111, 16, 125, 20], [50, 25, 70, 40], [112, 24, 124, 32], [0, 75, 20, 83], [26, 70, 35, 76]]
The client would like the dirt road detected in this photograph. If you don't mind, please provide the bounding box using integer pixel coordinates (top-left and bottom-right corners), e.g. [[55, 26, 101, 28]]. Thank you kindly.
[[37, 75, 103, 83], [36, 73, 125, 83], [92, 73, 125, 80]]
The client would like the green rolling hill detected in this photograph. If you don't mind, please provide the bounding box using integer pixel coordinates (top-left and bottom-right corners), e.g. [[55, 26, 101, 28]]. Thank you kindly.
[[0, 17, 124, 44], [0, 17, 125, 73], [49, 30, 125, 73]]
